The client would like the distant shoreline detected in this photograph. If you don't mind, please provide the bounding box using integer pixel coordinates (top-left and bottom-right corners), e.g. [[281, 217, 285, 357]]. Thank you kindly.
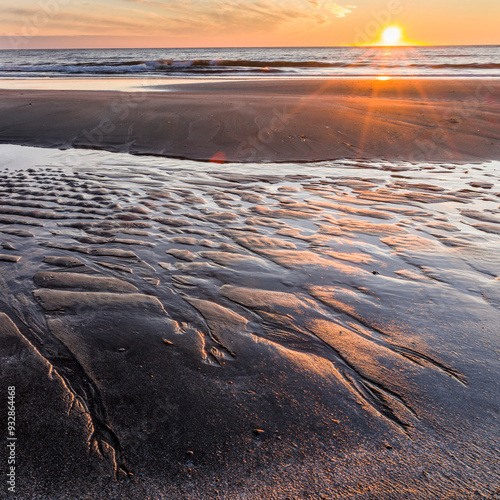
[[1, 74, 499, 93]]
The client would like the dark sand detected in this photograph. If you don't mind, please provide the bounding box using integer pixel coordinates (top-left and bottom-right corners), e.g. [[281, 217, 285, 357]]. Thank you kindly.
[[0, 78, 500, 163], [0, 145, 499, 498]]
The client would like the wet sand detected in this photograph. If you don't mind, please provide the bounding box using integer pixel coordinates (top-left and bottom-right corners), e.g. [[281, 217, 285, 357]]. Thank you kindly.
[[0, 78, 500, 163], [0, 145, 499, 498]]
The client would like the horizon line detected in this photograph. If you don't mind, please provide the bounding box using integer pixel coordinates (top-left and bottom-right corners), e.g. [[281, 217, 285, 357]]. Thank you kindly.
[[0, 42, 499, 51]]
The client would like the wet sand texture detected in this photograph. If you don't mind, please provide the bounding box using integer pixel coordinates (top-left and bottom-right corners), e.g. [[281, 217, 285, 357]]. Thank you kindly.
[[0, 149, 499, 498], [0, 79, 499, 163]]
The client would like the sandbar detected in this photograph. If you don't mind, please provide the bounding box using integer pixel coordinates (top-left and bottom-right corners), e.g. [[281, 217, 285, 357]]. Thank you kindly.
[[0, 78, 499, 163]]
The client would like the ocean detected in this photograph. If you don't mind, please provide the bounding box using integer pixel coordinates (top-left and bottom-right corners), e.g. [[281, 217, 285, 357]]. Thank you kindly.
[[0, 45, 499, 80]]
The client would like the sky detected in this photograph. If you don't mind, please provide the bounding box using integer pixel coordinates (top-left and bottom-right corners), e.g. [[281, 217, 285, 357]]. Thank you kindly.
[[0, 0, 499, 49]]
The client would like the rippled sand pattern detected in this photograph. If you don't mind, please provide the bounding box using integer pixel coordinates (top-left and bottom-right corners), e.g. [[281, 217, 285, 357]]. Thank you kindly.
[[1, 147, 499, 499]]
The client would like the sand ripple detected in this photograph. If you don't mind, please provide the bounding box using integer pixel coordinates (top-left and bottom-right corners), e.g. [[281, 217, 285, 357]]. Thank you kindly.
[[1, 146, 499, 498]]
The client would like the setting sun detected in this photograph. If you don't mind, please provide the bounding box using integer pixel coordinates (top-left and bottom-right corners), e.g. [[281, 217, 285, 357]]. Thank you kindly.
[[381, 26, 403, 45]]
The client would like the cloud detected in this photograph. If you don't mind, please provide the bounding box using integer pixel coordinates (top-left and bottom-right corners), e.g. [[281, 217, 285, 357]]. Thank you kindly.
[[307, 0, 355, 17], [2, 6, 162, 35], [325, 2, 355, 17], [2, 0, 356, 39], [130, 0, 356, 32]]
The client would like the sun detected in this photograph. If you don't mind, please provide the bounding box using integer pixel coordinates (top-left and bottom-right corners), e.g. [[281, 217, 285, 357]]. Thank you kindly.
[[381, 26, 403, 45]]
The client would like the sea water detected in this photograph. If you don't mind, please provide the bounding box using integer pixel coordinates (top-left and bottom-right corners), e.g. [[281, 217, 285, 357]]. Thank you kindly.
[[0, 45, 499, 80]]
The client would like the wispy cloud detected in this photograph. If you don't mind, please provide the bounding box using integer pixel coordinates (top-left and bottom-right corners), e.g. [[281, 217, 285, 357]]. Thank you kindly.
[[2, 0, 356, 38], [308, 0, 355, 17]]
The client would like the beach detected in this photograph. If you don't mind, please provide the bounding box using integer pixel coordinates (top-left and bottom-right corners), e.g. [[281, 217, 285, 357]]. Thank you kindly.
[[0, 74, 499, 499], [1, 79, 500, 163]]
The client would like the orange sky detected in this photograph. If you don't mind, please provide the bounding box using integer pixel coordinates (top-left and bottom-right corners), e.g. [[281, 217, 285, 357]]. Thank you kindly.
[[1, 0, 499, 49]]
